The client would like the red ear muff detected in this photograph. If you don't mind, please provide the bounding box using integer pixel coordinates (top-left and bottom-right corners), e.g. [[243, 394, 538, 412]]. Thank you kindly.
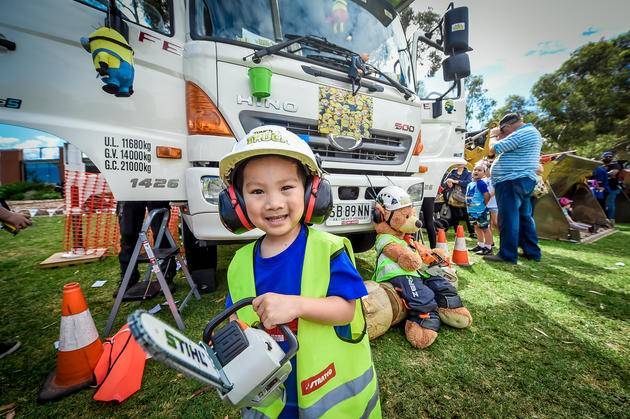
[[372, 207, 384, 224], [218, 185, 254, 234], [303, 176, 332, 224]]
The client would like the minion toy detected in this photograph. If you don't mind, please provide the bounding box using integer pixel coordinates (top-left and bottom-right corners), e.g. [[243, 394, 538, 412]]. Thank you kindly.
[[81, 26, 134, 97], [444, 99, 455, 114]]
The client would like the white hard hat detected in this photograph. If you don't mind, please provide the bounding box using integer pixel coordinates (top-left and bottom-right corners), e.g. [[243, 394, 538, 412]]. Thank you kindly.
[[219, 125, 321, 185], [376, 186, 412, 211]]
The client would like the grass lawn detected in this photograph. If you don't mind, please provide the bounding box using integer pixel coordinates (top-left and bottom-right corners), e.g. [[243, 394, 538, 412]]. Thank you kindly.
[[1, 216, 629, 418]]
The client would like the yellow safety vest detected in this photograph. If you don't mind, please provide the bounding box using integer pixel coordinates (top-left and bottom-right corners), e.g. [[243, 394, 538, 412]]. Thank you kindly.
[[372, 233, 429, 283], [228, 227, 381, 419]]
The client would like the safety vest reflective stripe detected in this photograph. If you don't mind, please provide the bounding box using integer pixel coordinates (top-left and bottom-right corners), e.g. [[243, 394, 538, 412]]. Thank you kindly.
[[244, 388, 286, 419], [299, 365, 376, 419], [362, 384, 380, 419], [241, 407, 272, 419], [372, 234, 423, 283], [374, 235, 391, 254], [59, 309, 99, 351]]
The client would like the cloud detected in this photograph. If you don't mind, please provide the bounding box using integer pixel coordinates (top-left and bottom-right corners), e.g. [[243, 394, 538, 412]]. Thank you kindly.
[[0, 134, 64, 150], [536, 40, 567, 56], [16, 140, 51, 149], [582, 26, 599, 36], [0, 136, 20, 146], [35, 135, 65, 147]]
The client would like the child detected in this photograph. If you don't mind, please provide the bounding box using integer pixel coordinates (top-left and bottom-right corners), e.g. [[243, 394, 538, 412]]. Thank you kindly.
[[466, 161, 493, 255], [218, 126, 381, 418], [483, 162, 498, 248], [558, 197, 595, 232]]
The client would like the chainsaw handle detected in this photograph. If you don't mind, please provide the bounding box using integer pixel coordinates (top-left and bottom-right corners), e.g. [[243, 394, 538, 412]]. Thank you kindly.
[[277, 323, 299, 365], [204, 297, 255, 342], [203, 298, 299, 366]]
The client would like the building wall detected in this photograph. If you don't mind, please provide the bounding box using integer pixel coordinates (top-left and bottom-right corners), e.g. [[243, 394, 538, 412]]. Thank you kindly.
[[0, 149, 23, 185]]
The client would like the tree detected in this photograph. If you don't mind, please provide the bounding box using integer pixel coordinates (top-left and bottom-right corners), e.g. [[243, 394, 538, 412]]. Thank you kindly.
[[400, 7, 442, 77], [491, 95, 538, 124], [465, 75, 496, 129], [532, 32, 630, 158]]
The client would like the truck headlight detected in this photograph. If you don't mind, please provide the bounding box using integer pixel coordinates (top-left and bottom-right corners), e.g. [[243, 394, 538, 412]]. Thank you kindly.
[[407, 182, 424, 204], [201, 176, 225, 206]]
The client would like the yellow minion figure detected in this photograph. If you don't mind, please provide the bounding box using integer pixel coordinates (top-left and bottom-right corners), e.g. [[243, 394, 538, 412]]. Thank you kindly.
[[81, 27, 135, 97], [326, 0, 349, 33]]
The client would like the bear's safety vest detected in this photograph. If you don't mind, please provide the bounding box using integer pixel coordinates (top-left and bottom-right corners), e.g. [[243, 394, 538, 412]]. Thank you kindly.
[[228, 227, 381, 419], [371, 233, 428, 283]]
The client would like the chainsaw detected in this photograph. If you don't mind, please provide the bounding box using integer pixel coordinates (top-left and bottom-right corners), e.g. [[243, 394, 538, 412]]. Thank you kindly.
[[128, 297, 298, 408]]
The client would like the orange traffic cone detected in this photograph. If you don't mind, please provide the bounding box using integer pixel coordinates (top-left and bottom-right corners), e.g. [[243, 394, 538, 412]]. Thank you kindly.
[[38, 282, 103, 402], [436, 229, 450, 259], [451, 225, 472, 266]]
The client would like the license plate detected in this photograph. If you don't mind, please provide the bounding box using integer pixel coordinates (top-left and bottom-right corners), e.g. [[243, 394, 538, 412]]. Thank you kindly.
[[326, 202, 373, 226]]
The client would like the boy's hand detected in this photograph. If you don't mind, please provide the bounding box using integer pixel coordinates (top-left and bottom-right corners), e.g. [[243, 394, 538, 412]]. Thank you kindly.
[[253, 293, 300, 329]]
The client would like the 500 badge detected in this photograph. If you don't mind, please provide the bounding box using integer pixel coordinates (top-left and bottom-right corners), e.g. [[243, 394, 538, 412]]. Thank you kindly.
[[130, 178, 179, 188]]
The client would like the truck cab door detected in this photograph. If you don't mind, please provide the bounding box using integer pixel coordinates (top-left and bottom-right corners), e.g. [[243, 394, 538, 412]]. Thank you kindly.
[[0, 0, 189, 200]]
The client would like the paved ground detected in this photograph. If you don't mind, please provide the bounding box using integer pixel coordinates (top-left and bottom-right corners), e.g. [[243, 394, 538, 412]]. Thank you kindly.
[[6, 199, 64, 215]]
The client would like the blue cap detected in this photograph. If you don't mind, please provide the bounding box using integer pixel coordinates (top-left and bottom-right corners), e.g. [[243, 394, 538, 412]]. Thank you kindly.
[[601, 151, 613, 158]]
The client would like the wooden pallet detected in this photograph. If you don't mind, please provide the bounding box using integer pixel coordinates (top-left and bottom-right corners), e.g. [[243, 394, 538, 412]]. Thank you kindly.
[[39, 248, 108, 269]]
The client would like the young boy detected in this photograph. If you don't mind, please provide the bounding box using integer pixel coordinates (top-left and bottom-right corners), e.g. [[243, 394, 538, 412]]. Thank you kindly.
[[466, 162, 493, 255], [218, 126, 381, 419], [483, 163, 498, 248]]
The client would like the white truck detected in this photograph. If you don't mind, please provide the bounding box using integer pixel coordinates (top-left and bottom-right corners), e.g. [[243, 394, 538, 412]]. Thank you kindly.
[[0, 0, 470, 252]]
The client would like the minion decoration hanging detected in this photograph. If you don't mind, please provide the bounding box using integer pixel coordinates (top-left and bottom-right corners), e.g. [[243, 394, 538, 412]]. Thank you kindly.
[[326, 0, 349, 33], [80, 0, 134, 97], [444, 99, 455, 114]]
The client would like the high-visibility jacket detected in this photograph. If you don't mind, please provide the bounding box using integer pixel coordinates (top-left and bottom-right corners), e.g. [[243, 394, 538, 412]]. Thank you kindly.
[[371, 233, 428, 283], [228, 227, 381, 419]]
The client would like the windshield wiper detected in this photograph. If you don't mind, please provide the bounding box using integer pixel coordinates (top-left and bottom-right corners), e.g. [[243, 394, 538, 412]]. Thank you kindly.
[[365, 64, 414, 100], [242, 33, 413, 100], [285, 34, 356, 59], [304, 54, 351, 70], [243, 34, 307, 62], [243, 33, 356, 63]]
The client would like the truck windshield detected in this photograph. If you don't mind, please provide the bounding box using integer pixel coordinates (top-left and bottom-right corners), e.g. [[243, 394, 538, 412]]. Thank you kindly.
[[196, 0, 412, 87]]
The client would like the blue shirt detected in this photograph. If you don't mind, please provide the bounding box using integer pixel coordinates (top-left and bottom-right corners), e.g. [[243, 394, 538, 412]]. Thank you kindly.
[[592, 167, 610, 192], [490, 123, 543, 184], [466, 179, 489, 214], [225, 225, 367, 418]]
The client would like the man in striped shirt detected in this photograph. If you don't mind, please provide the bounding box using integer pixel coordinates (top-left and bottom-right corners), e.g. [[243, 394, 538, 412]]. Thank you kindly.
[[484, 113, 542, 264]]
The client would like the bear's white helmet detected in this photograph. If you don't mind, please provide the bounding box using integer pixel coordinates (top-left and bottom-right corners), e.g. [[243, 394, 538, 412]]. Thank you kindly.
[[376, 186, 412, 211]]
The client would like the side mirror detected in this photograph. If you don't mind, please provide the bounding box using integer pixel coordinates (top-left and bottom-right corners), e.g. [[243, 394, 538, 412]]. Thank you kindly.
[[442, 52, 470, 82], [443, 6, 469, 55]]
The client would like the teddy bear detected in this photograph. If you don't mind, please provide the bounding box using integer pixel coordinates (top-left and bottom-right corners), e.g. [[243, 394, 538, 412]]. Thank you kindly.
[[370, 186, 472, 348]]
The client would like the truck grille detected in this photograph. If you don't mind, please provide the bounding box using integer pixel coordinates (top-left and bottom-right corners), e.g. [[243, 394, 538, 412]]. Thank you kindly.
[[240, 113, 412, 165]]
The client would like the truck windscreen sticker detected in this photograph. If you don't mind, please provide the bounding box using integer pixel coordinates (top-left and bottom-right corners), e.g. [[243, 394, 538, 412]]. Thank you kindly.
[[318, 87, 372, 141], [103, 136, 152, 174]]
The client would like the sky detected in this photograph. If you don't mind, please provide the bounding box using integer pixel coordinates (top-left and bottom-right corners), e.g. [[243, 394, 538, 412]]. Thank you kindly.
[[1, 0, 629, 150], [412, 0, 630, 111], [0, 124, 63, 159]]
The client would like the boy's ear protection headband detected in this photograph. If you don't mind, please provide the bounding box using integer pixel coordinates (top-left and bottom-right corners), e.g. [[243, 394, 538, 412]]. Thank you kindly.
[[218, 175, 333, 234], [218, 184, 254, 235]]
